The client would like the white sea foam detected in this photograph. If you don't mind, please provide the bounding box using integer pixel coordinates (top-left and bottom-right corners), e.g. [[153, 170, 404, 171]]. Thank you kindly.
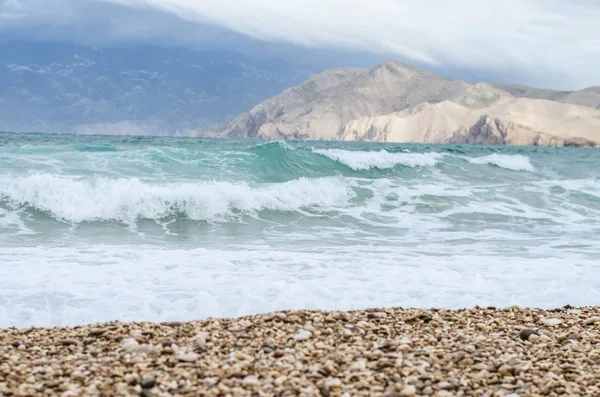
[[0, 174, 354, 223], [2, 244, 600, 328], [465, 154, 535, 172], [0, 208, 33, 235], [313, 149, 444, 170]]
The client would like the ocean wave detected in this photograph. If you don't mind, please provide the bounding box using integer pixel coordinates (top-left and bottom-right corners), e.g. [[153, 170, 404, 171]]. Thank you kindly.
[[313, 149, 444, 170], [464, 154, 535, 172], [0, 174, 355, 224]]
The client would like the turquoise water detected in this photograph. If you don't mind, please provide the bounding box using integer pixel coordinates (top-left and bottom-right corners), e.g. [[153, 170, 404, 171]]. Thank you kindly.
[[1, 132, 599, 327]]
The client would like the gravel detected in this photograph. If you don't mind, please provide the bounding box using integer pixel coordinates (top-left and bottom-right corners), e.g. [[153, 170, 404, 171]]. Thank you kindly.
[[2, 305, 600, 396]]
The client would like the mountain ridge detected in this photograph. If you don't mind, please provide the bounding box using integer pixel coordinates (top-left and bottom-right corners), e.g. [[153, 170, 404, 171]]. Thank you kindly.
[[0, 41, 317, 135], [199, 61, 600, 146]]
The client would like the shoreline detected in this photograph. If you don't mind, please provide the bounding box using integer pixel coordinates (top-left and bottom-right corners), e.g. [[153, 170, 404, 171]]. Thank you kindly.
[[2, 306, 600, 396]]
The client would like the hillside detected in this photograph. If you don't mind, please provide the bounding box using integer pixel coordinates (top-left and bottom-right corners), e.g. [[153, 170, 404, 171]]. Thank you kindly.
[[490, 83, 600, 109], [201, 61, 600, 146]]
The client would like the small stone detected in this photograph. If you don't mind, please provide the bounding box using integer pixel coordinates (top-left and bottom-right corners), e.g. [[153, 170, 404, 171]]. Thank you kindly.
[[11, 341, 20, 348], [349, 359, 367, 371], [71, 371, 86, 381], [58, 338, 81, 346], [177, 352, 199, 362], [140, 390, 153, 397], [540, 318, 563, 326], [528, 334, 540, 343], [130, 330, 143, 338], [472, 363, 487, 371], [519, 328, 539, 341], [436, 381, 454, 390], [140, 379, 156, 389], [419, 314, 433, 323], [584, 316, 600, 325], [293, 330, 312, 341], [540, 334, 553, 342], [275, 312, 287, 319], [539, 329, 554, 338], [274, 376, 287, 386], [88, 328, 106, 337], [367, 312, 388, 319], [325, 378, 342, 388], [242, 375, 259, 386], [122, 338, 156, 354], [192, 332, 208, 347], [498, 365, 514, 376], [400, 385, 417, 396]]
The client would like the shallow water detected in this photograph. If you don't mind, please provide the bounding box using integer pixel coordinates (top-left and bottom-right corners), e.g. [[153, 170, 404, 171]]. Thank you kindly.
[[1, 133, 599, 327]]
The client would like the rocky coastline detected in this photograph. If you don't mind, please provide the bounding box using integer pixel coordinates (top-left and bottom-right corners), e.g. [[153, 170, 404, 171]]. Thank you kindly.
[[2, 306, 600, 396]]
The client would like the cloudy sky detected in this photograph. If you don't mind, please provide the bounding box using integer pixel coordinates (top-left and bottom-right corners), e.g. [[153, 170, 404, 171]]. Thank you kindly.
[[1, 0, 599, 89]]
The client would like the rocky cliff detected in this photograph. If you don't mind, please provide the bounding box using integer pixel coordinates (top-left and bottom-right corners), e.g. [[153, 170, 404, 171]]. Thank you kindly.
[[200, 61, 600, 146]]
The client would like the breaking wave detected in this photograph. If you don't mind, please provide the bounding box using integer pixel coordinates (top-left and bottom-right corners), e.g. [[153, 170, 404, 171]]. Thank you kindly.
[[0, 174, 354, 224], [465, 154, 535, 172], [313, 148, 445, 170]]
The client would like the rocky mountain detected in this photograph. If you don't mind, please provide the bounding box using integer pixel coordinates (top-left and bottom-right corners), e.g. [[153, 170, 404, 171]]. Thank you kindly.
[[201, 61, 600, 146], [490, 83, 600, 109], [0, 41, 315, 134], [341, 99, 600, 146]]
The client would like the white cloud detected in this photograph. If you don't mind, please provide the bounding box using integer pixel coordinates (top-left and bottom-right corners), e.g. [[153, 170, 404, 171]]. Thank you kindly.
[[101, 0, 600, 89], [2, 0, 600, 89]]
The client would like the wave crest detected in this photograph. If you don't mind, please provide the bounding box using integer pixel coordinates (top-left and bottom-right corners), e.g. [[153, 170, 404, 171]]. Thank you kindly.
[[313, 149, 444, 170], [465, 154, 535, 172], [0, 174, 354, 224]]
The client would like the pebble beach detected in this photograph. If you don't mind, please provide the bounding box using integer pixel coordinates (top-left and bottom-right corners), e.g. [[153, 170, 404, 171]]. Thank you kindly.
[[2, 306, 600, 396]]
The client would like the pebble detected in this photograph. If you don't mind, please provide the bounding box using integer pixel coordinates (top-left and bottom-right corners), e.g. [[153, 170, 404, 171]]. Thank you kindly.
[[242, 375, 259, 386], [57, 338, 80, 346], [528, 334, 541, 343], [518, 328, 538, 341], [584, 316, 600, 325], [315, 342, 327, 349], [540, 317, 563, 326], [349, 359, 367, 371], [122, 338, 156, 354], [140, 378, 156, 389], [177, 352, 198, 362], [88, 328, 106, 337], [293, 330, 312, 341], [400, 385, 417, 396]]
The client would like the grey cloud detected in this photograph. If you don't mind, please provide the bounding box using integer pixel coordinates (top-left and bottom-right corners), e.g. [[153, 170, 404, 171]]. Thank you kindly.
[[1, 0, 599, 90]]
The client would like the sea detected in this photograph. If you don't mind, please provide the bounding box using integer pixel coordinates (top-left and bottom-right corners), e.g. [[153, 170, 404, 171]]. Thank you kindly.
[[1, 132, 599, 328]]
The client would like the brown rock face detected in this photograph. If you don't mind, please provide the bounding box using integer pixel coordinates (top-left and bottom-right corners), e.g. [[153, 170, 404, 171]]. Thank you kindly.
[[452, 115, 510, 145]]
